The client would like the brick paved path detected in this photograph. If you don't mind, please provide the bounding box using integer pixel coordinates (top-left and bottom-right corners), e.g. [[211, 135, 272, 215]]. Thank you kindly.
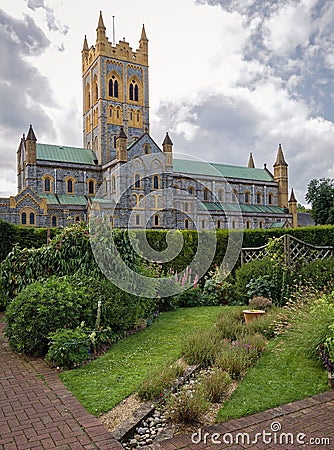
[[1, 311, 334, 450], [0, 314, 123, 450]]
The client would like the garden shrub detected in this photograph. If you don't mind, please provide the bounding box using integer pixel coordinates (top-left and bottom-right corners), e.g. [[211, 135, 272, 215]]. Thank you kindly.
[[287, 291, 334, 362], [248, 296, 273, 310], [137, 361, 185, 401], [5, 277, 95, 356], [235, 257, 292, 306], [214, 307, 245, 340], [182, 329, 221, 367], [217, 340, 258, 380], [200, 368, 232, 403], [72, 273, 158, 334], [297, 258, 334, 291], [166, 386, 209, 425], [46, 327, 91, 369], [244, 310, 278, 338]]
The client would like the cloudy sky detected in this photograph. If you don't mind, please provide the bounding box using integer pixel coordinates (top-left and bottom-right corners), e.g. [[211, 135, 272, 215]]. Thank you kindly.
[[0, 0, 333, 205]]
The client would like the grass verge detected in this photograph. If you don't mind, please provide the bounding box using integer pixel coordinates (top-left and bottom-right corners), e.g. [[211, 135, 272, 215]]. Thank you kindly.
[[60, 306, 221, 416], [217, 334, 329, 422]]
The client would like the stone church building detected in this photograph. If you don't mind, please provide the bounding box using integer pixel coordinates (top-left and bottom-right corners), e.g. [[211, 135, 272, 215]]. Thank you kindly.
[[0, 12, 298, 230]]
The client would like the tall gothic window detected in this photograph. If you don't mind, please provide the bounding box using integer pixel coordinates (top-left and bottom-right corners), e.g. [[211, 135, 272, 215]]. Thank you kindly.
[[44, 177, 51, 192], [109, 77, 119, 98], [129, 80, 139, 101]]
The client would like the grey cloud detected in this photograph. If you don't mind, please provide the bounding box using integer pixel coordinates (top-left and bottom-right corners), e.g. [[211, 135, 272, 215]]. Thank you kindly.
[[155, 93, 334, 204], [197, 0, 334, 122], [156, 94, 263, 165], [0, 9, 56, 176], [26, 0, 69, 35]]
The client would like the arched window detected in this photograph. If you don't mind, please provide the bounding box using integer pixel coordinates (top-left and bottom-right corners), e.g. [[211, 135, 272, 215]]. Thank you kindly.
[[44, 177, 51, 192], [203, 188, 209, 201], [129, 80, 139, 102], [232, 220, 236, 229], [136, 214, 140, 226], [268, 193, 273, 205], [154, 214, 160, 227], [67, 179, 74, 193], [153, 175, 159, 190], [88, 180, 95, 195], [256, 192, 262, 204], [29, 212, 35, 225], [244, 191, 250, 204], [188, 187, 194, 195], [75, 215, 81, 223], [202, 219, 205, 229], [108, 77, 119, 98], [259, 221, 264, 229], [246, 221, 251, 229], [217, 220, 221, 229], [21, 212, 27, 225], [134, 174, 141, 189], [95, 83, 98, 103], [51, 215, 57, 227], [112, 175, 116, 192], [185, 219, 189, 229]]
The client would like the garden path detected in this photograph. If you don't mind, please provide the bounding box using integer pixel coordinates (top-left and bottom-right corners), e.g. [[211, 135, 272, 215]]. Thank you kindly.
[[0, 313, 122, 449]]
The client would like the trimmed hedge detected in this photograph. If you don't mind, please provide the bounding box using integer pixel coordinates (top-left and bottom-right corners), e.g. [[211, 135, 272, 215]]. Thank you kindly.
[[0, 219, 57, 262]]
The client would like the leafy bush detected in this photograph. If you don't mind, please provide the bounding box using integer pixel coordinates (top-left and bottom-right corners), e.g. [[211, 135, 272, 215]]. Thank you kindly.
[[246, 276, 276, 299], [235, 257, 292, 306], [182, 329, 221, 367], [201, 368, 232, 403], [46, 327, 90, 369], [5, 277, 95, 356], [137, 361, 185, 401], [297, 258, 334, 291], [166, 386, 209, 425], [71, 273, 158, 335]]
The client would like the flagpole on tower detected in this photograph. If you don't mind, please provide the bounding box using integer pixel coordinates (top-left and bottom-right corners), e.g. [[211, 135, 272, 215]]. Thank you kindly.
[[112, 15, 115, 45]]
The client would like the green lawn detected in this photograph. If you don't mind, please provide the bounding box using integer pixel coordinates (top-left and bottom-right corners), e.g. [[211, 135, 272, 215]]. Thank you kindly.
[[60, 306, 221, 415], [217, 335, 329, 422]]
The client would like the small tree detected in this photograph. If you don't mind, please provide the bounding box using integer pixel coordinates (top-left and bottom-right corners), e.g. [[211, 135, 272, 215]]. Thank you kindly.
[[305, 178, 334, 225]]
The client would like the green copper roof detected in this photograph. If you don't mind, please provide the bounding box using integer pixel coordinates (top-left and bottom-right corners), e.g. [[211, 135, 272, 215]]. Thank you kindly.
[[39, 193, 59, 204], [173, 159, 274, 182], [37, 143, 98, 165], [57, 195, 88, 205], [199, 202, 286, 214], [39, 193, 88, 206]]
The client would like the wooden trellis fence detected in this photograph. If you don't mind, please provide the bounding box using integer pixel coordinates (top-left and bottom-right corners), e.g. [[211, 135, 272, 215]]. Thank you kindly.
[[241, 234, 334, 267]]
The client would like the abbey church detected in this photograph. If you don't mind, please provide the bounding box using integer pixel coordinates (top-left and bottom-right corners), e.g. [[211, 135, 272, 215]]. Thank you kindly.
[[0, 12, 298, 230]]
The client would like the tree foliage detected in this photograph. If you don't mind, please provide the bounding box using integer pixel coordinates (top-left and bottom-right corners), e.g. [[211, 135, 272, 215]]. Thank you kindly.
[[305, 178, 334, 225]]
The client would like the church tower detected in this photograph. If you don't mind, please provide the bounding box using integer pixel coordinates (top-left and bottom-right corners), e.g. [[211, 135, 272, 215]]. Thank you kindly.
[[82, 12, 150, 165], [273, 144, 288, 209]]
